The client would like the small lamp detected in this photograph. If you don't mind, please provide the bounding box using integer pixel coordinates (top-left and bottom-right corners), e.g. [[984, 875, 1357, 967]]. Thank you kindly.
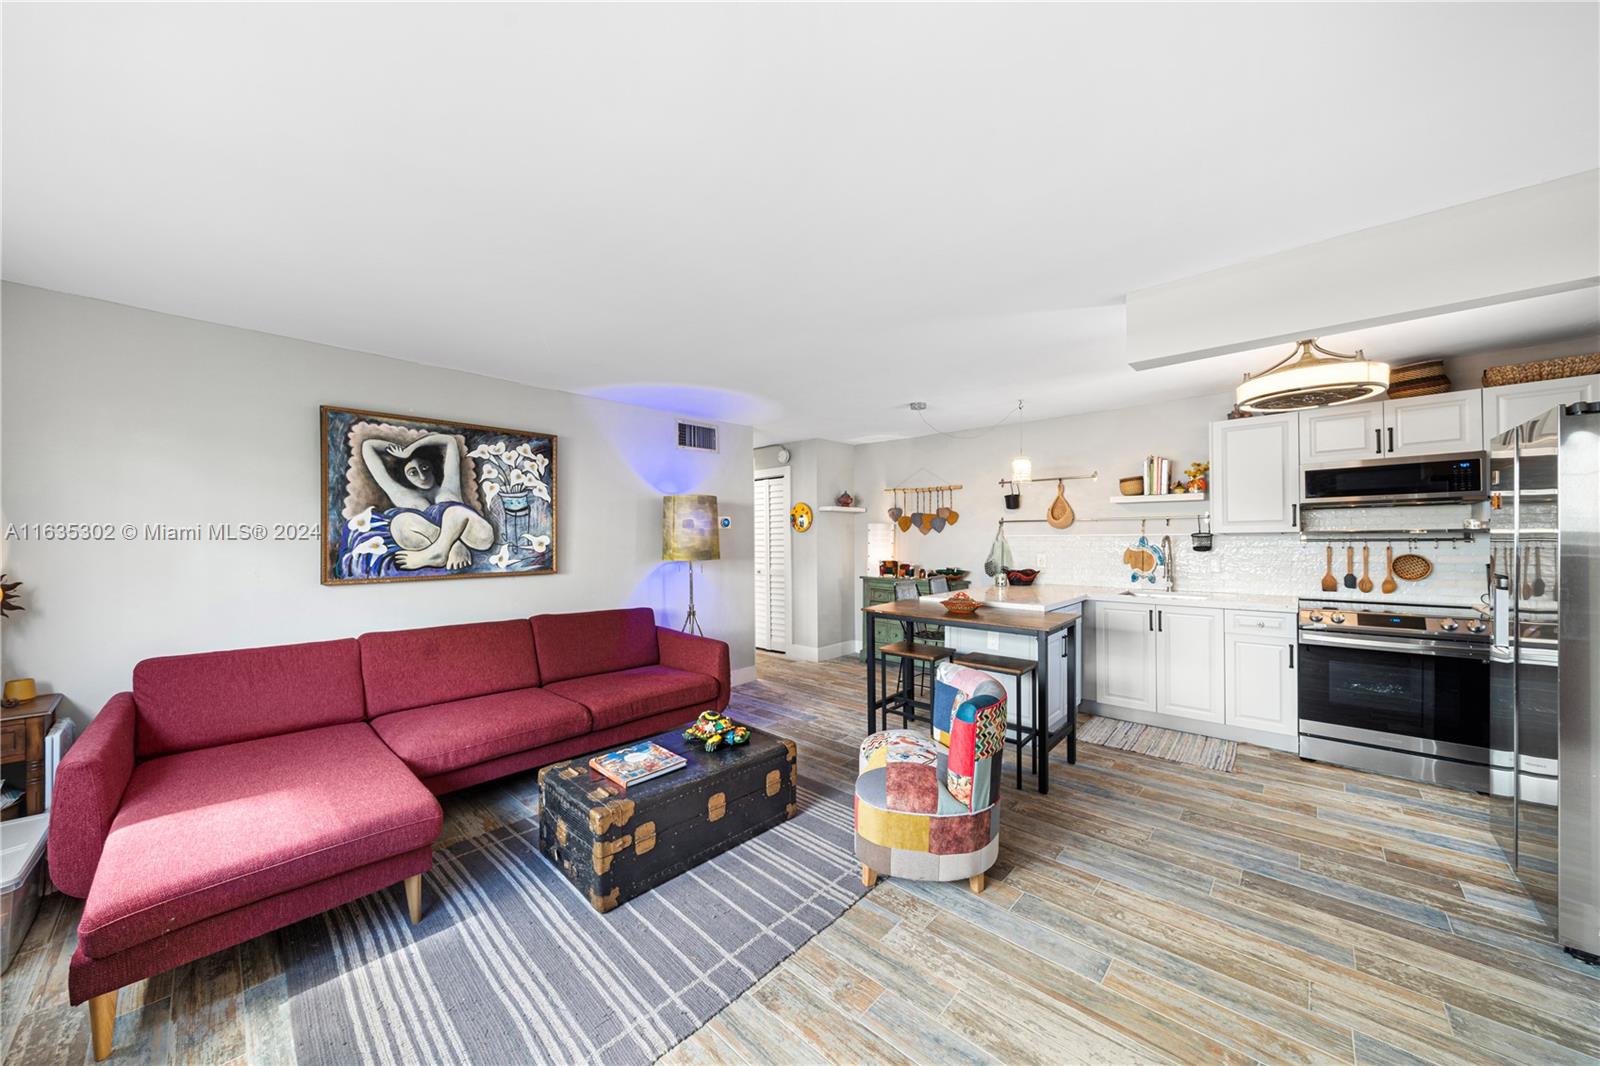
[[662, 494, 720, 636]]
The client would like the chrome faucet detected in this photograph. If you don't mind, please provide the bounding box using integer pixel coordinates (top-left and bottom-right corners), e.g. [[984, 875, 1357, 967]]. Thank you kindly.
[[1159, 535, 1174, 592]]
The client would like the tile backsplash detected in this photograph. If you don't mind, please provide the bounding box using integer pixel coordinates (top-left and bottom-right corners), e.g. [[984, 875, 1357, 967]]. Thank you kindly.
[[1001, 504, 1491, 610]]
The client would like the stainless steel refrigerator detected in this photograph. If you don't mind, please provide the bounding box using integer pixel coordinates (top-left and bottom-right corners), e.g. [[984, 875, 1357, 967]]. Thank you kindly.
[[1489, 400, 1599, 962]]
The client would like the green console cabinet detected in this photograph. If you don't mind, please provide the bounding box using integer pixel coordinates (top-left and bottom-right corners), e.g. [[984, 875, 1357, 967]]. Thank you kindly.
[[858, 575, 971, 661]]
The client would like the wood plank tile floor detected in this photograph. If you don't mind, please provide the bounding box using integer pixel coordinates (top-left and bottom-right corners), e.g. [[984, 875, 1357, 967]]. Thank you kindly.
[[7, 652, 1599, 1064]]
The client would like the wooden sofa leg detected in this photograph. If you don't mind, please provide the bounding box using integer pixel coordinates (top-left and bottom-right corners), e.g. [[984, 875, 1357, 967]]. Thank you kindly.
[[405, 874, 423, 925], [968, 873, 986, 894], [861, 865, 878, 888], [89, 990, 118, 1061]]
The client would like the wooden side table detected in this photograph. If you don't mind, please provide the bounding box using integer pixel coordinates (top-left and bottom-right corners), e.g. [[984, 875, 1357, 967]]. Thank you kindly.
[[2, 693, 61, 818]]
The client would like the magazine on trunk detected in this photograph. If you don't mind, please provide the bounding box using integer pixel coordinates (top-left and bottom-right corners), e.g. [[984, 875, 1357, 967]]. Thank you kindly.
[[589, 741, 687, 788]]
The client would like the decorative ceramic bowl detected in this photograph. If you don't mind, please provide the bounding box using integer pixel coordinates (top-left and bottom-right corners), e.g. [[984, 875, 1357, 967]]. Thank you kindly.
[[940, 591, 983, 616], [1005, 568, 1040, 586]]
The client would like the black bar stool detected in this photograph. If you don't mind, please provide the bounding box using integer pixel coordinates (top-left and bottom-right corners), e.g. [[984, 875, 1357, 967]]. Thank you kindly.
[[949, 650, 1038, 789], [877, 580, 952, 728]]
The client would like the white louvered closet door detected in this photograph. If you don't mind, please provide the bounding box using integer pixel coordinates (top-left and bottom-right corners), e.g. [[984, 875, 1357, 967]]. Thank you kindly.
[[753, 474, 789, 652]]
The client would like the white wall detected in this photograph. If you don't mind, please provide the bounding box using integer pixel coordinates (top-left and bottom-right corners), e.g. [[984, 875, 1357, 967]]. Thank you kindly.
[[1, 284, 755, 724]]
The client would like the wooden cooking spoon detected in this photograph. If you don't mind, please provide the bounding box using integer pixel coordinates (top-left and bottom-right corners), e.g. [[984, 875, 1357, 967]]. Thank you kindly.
[[1321, 545, 1338, 592], [1381, 545, 1398, 594], [1358, 544, 1374, 593]]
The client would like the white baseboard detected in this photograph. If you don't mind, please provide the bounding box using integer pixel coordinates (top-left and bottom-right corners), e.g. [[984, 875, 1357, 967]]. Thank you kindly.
[[782, 639, 860, 663], [731, 665, 759, 687]]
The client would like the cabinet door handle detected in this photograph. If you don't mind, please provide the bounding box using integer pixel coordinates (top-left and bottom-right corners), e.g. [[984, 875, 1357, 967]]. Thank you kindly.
[[1158, 610, 1164, 632], [1148, 609, 1153, 632], [1288, 645, 1295, 669], [1291, 504, 1298, 528], [1387, 427, 1395, 452], [1375, 428, 1383, 455]]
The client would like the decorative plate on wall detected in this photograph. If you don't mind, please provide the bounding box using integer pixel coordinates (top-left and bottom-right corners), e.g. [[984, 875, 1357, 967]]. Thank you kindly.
[[790, 502, 813, 533]]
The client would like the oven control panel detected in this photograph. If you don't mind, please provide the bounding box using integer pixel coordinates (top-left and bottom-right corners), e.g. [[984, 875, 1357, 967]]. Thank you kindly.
[[1298, 607, 1490, 640]]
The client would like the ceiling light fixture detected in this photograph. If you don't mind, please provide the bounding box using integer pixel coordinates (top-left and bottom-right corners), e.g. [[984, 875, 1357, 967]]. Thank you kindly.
[[1235, 339, 1390, 413]]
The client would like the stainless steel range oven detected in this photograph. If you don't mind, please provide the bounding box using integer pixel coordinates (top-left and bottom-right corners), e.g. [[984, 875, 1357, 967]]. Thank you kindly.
[[1297, 601, 1493, 791]]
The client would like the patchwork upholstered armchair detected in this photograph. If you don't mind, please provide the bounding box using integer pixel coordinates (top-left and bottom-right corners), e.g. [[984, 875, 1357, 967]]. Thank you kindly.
[[854, 662, 1005, 893]]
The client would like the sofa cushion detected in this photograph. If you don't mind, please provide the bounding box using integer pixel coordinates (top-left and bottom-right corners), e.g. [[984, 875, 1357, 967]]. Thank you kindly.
[[544, 665, 719, 731], [77, 723, 440, 959], [132, 639, 365, 759], [531, 607, 659, 684], [369, 687, 592, 777], [360, 619, 540, 718]]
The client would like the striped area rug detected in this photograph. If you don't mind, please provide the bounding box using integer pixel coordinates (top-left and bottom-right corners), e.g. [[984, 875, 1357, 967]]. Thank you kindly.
[[1077, 713, 1238, 773], [282, 785, 864, 1065]]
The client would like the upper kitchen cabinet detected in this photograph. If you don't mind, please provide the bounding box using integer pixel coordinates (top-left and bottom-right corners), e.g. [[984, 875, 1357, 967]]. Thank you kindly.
[[1483, 375, 1600, 440], [1300, 390, 1485, 463], [1210, 412, 1300, 533], [1300, 404, 1385, 463], [1384, 391, 1483, 457]]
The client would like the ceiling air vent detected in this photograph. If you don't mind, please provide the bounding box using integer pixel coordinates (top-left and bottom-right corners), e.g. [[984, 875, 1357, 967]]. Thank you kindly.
[[677, 421, 719, 452]]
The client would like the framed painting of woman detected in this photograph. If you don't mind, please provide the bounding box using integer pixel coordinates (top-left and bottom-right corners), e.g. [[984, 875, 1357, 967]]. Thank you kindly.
[[321, 406, 557, 584]]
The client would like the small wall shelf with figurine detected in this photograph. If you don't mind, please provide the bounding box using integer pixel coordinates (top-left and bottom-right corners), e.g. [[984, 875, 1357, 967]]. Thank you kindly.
[[816, 506, 867, 513]]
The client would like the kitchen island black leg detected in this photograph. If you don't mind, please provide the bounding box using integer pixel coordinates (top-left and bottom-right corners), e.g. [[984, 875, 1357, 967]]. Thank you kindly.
[[864, 610, 877, 735], [1036, 630, 1050, 795]]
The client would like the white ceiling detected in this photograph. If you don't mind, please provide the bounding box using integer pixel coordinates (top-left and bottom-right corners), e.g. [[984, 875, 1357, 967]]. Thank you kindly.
[[4, 4, 1598, 445]]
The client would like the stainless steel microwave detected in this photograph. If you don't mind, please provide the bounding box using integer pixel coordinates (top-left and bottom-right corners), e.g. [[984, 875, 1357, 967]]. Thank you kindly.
[[1301, 452, 1488, 507]]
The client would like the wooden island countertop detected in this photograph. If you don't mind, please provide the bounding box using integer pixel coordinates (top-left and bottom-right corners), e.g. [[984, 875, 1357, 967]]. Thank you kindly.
[[862, 597, 1080, 635]]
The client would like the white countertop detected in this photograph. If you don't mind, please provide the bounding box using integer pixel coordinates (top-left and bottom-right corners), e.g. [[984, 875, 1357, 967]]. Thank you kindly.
[[920, 583, 1299, 614]]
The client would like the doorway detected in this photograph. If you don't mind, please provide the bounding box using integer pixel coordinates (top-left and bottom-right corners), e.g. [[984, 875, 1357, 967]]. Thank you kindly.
[[753, 466, 791, 653]]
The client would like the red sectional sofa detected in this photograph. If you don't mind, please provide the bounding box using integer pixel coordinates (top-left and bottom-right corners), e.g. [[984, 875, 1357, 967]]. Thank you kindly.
[[48, 607, 729, 1060]]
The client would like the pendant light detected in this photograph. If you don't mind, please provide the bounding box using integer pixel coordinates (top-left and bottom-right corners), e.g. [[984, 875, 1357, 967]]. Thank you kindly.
[[1010, 400, 1032, 482], [1235, 339, 1390, 413]]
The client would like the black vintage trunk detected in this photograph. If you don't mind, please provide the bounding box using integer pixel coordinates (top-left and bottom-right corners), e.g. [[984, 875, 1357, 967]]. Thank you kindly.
[[538, 728, 798, 913]]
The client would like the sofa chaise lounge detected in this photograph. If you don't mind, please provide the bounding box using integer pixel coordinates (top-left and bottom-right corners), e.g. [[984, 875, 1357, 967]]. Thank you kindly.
[[48, 607, 729, 1060]]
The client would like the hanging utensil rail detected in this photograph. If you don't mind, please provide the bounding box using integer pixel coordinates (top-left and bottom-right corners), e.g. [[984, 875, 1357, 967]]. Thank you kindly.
[[1297, 527, 1477, 543], [995, 471, 1097, 485], [883, 484, 963, 493], [1000, 514, 1208, 530]]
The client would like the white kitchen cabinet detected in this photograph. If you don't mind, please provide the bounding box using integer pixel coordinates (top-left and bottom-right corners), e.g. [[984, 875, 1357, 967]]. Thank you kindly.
[[1223, 609, 1297, 736], [1092, 600, 1157, 713], [1154, 605, 1225, 724], [1483, 375, 1600, 439], [1209, 413, 1300, 533], [1383, 391, 1483, 457], [1300, 404, 1385, 463]]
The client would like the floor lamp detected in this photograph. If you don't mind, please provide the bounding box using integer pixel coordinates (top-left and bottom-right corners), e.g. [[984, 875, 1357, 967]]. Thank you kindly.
[[662, 494, 720, 636]]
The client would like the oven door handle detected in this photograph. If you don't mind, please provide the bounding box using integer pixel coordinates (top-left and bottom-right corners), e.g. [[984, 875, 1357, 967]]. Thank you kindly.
[[1297, 631, 1491, 660]]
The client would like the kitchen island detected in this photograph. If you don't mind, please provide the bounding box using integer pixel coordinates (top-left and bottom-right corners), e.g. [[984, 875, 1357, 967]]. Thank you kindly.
[[862, 593, 1080, 793]]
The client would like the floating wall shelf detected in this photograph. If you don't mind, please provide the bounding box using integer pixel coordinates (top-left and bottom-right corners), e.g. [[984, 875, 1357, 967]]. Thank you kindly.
[[1110, 493, 1208, 504], [816, 506, 867, 513]]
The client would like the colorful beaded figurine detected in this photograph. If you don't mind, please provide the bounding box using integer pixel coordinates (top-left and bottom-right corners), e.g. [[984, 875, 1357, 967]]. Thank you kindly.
[[683, 710, 751, 752]]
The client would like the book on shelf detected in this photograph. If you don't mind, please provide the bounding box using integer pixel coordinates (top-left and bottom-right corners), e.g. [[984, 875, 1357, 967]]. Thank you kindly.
[[589, 741, 687, 788], [1143, 454, 1172, 495]]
